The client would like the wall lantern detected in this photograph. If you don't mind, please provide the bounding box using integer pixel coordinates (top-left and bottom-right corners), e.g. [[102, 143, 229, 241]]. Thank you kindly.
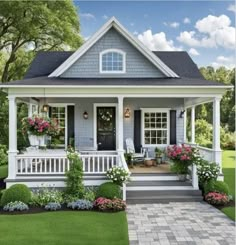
[[41, 88, 49, 113], [83, 111, 88, 119], [179, 110, 185, 118], [42, 104, 49, 113], [124, 108, 131, 118]]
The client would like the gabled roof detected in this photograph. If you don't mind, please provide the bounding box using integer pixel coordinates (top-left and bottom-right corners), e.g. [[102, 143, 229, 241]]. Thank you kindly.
[[48, 17, 179, 78], [24, 51, 202, 79]]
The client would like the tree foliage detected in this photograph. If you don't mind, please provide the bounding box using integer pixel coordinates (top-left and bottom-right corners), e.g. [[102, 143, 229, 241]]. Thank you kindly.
[[0, 0, 82, 149], [0, 0, 82, 82]]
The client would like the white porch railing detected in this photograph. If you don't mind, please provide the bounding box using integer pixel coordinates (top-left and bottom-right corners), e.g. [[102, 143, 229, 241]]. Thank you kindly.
[[16, 153, 120, 175]]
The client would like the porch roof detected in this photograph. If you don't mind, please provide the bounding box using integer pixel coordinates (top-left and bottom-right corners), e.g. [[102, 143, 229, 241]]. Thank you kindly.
[[0, 76, 230, 88]]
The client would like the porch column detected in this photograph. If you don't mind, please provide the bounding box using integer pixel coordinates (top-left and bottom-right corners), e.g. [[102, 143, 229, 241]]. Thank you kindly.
[[191, 106, 195, 144], [183, 108, 187, 142], [117, 96, 124, 152], [213, 97, 222, 171], [8, 96, 17, 179]]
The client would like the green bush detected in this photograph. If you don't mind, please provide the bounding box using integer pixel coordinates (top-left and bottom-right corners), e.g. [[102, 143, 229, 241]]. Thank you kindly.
[[0, 144, 7, 166], [204, 180, 230, 195], [65, 149, 84, 197], [97, 182, 121, 199], [0, 184, 31, 206]]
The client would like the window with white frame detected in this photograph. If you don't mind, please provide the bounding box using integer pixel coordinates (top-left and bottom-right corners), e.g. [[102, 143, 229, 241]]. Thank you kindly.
[[50, 106, 67, 147], [100, 49, 126, 73], [142, 109, 169, 145]]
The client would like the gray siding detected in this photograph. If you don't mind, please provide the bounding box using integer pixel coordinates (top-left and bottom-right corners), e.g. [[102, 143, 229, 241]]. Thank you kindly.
[[61, 28, 164, 78], [47, 97, 184, 155], [123, 98, 184, 157]]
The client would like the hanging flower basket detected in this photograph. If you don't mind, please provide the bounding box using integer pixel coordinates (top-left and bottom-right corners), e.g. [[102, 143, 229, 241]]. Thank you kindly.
[[22, 115, 59, 147]]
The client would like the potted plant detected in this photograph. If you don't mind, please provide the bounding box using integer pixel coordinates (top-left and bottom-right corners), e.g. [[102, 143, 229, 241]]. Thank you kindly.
[[155, 147, 163, 164], [22, 115, 59, 148], [124, 152, 133, 168], [167, 144, 196, 181]]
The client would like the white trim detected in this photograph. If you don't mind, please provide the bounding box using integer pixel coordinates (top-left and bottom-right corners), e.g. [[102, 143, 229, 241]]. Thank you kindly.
[[141, 108, 170, 147], [1, 84, 233, 89], [48, 17, 179, 78], [49, 104, 68, 149], [93, 103, 118, 150], [99, 49, 126, 74]]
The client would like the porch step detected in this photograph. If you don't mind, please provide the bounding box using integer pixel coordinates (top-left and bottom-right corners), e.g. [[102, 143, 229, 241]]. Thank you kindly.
[[131, 173, 179, 181], [126, 175, 202, 203]]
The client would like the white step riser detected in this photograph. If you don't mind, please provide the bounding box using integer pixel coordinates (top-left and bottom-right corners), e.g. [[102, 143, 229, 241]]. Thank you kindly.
[[127, 186, 196, 191], [131, 176, 179, 181]]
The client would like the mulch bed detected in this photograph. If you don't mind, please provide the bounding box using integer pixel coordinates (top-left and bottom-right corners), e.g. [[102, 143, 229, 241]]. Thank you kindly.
[[0, 205, 122, 215], [213, 200, 235, 210]]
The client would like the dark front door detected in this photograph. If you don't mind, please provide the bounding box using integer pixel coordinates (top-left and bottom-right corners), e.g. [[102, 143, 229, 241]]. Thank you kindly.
[[97, 107, 116, 150]]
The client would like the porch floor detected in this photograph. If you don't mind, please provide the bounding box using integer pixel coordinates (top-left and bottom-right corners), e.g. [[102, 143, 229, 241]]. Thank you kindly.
[[129, 163, 171, 173]]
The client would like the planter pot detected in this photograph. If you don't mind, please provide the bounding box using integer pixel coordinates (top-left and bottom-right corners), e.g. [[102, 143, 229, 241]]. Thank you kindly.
[[28, 135, 39, 146], [145, 159, 153, 167], [156, 157, 162, 164], [28, 135, 46, 147], [178, 174, 187, 181]]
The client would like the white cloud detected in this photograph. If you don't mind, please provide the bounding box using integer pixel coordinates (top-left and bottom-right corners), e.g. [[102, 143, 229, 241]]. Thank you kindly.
[[80, 13, 96, 20], [133, 31, 139, 36], [212, 56, 235, 69], [163, 22, 179, 28], [138, 30, 182, 51], [177, 15, 236, 49], [130, 22, 135, 27], [183, 17, 191, 24], [189, 48, 200, 56], [102, 15, 108, 20], [227, 4, 236, 13], [170, 22, 180, 28]]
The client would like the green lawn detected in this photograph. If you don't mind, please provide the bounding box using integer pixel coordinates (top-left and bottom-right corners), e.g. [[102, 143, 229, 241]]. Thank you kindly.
[[0, 165, 8, 179], [222, 150, 235, 221], [0, 211, 129, 245]]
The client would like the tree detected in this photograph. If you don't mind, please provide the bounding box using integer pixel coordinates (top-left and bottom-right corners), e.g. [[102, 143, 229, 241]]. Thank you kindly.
[[0, 0, 82, 82], [0, 0, 83, 148]]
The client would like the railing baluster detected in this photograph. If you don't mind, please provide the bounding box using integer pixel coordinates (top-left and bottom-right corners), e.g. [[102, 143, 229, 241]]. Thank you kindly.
[[93, 156, 95, 173], [88, 157, 90, 173], [102, 156, 104, 173]]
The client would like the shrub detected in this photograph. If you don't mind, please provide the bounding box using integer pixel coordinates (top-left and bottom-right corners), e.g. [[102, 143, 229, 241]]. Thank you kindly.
[[94, 197, 112, 211], [204, 180, 230, 195], [96, 182, 121, 199], [3, 201, 29, 212], [0, 184, 31, 206], [205, 192, 229, 205], [65, 148, 84, 197], [31, 187, 63, 207], [67, 199, 93, 210], [45, 202, 61, 211], [111, 198, 126, 211], [63, 193, 81, 204], [0, 144, 7, 166], [106, 167, 130, 186], [94, 197, 126, 212], [83, 190, 96, 202], [197, 161, 220, 185]]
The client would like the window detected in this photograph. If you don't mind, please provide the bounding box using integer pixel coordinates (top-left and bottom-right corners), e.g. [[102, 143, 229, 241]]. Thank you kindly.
[[50, 106, 67, 147], [100, 49, 126, 73], [142, 109, 169, 146]]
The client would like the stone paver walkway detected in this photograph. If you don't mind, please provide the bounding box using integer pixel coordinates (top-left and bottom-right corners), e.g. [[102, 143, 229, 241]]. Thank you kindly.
[[127, 202, 235, 245]]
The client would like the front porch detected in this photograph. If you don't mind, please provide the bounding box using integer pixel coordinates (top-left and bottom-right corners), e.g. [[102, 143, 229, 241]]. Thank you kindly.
[[6, 86, 224, 200]]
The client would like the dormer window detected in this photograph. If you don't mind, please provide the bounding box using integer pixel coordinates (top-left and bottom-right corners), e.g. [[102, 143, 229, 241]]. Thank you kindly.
[[100, 49, 126, 73]]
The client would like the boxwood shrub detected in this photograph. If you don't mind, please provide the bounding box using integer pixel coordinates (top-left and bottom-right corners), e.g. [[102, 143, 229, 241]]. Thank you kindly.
[[0, 184, 31, 206], [96, 182, 121, 199], [204, 180, 230, 195]]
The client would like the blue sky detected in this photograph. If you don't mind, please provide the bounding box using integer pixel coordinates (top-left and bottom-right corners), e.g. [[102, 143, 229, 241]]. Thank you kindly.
[[75, 1, 235, 68]]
